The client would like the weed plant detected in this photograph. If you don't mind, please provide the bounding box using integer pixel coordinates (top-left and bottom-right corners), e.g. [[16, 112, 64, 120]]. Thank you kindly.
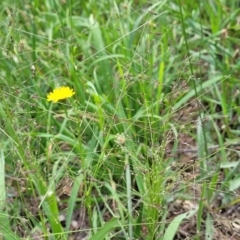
[[0, 0, 240, 239]]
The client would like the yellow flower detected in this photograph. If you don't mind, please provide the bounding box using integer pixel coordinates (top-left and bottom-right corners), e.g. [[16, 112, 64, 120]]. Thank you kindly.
[[47, 86, 75, 103]]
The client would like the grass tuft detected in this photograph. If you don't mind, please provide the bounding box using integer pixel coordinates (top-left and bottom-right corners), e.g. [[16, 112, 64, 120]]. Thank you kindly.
[[0, 0, 240, 239]]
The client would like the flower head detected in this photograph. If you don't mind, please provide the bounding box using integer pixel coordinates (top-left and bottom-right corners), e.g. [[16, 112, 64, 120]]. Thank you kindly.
[[47, 86, 75, 103]]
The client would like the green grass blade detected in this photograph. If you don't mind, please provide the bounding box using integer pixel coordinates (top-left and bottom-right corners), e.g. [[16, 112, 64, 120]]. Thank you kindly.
[[0, 150, 20, 240], [163, 209, 198, 240], [89, 218, 119, 240], [65, 173, 84, 234]]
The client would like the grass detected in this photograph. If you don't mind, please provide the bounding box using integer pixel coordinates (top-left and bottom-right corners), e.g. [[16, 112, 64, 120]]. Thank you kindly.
[[0, 0, 240, 239]]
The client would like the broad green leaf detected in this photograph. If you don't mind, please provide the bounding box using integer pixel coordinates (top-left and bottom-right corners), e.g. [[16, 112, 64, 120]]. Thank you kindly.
[[163, 209, 198, 240], [89, 218, 119, 240]]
